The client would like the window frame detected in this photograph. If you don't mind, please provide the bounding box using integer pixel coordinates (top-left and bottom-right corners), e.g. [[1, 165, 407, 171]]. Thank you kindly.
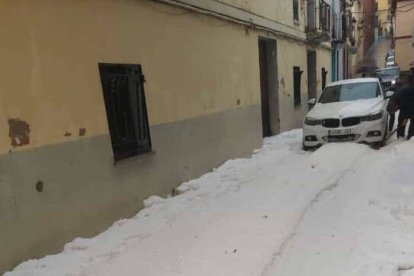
[[319, 0, 331, 32], [98, 63, 152, 161], [293, 0, 300, 22], [293, 66, 303, 106]]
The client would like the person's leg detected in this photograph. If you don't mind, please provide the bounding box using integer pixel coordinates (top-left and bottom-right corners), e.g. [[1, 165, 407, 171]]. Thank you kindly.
[[389, 112, 395, 132], [397, 112, 407, 138], [407, 116, 414, 140]]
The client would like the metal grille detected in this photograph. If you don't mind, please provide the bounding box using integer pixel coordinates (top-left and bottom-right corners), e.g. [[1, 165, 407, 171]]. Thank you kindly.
[[342, 117, 361, 127], [382, 81, 392, 87], [322, 118, 340, 128], [99, 63, 151, 161], [307, 0, 331, 32], [319, 0, 331, 32]]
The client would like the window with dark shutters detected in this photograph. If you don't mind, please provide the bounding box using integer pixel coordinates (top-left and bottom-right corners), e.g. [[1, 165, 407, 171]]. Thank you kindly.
[[322, 67, 328, 90], [293, 66, 303, 106], [293, 0, 299, 21], [319, 0, 331, 32], [98, 63, 151, 161]]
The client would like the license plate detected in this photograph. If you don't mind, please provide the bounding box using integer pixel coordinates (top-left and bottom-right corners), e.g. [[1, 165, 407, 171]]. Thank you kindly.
[[328, 129, 351, 136]]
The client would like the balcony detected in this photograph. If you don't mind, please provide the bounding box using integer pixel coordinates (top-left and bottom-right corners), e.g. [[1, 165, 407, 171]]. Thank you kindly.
[[306, 0, 331, 43]]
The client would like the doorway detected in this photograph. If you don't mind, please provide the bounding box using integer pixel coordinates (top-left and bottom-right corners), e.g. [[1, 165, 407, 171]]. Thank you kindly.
[[258, 38, 279, 137], [307, 50, 317, 110]]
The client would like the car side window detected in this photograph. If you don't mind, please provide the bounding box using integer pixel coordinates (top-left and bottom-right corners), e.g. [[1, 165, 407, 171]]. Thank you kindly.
[[377, 84, 382, 97]]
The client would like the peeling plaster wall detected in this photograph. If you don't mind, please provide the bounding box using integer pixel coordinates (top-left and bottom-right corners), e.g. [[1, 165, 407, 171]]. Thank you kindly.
[[0, 0, 261, 155]]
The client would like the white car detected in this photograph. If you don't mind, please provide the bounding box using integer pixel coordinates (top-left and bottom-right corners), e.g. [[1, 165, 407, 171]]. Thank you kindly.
[[303, 78, 394, 150]]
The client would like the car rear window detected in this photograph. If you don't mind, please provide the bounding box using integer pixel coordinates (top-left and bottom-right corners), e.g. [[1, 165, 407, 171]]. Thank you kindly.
[[375, 68, 400, 77]]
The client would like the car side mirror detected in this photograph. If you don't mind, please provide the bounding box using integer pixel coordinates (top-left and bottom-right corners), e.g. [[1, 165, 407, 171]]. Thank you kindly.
[[308, 98, 317, 105], [385, 90, 395, 99]]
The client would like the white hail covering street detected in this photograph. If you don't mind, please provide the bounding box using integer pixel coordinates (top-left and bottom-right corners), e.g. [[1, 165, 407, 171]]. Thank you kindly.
[[5, 130, 414, 276]]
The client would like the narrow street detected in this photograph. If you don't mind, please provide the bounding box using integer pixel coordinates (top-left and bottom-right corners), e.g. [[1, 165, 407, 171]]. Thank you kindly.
[[362, 38, 391, 70], [6, 132, 414, 276], [2, 1, 414, 275]]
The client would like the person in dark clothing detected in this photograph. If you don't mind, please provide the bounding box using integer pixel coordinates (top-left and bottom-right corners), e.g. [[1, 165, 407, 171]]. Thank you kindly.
[[387, 90, 399, 132], [398, 73, 414, 139], [397, 111, 408, 138], [387, 78, 405, 134]]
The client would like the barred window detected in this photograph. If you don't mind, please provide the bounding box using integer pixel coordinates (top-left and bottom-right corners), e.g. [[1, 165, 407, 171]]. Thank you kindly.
[[98, 63, 151, 161]]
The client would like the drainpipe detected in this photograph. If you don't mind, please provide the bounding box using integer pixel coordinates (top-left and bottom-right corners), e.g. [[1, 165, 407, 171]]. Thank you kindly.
[[332, 0, 337, 81], [341, 0, 348, 79]]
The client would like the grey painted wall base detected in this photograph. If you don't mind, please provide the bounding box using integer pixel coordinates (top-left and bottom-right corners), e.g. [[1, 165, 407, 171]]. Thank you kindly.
[[0, 104, 262, 273]]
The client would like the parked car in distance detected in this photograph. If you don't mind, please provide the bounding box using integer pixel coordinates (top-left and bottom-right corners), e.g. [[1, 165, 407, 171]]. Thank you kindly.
[[303, 78, 394, 150], [354, 65, 379, 78], [385, 55, 395, 67], [374, 66, 400, 91]]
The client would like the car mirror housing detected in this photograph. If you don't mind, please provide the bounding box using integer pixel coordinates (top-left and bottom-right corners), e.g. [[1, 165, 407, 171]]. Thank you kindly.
[[308, 98, 317, 105], [385, 90, 395, 99]]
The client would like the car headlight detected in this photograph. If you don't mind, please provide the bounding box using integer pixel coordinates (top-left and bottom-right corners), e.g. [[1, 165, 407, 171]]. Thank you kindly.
[[361, 111, 384, 121], [304, 117, 322, 125], [391, 79, 396, 85]]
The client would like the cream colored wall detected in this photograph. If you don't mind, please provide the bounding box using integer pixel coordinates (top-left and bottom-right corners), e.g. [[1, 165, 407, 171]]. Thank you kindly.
[[396, 1, 414, 35], [316, 48, 332, 94], [377, 0, 388, 28], [377, 0, 388, 11], [396, 39, 414, 71], [272, 38, 331, 131], [0, 0, 336, 272], [395, 0, 414, 71], [220, 0, 307, 31], [0, 1, 268, 272], [0, 0, 333, 155], [0, 0, 260, 155], [276, 40, 306, 131], [350, 1, 365, 75]]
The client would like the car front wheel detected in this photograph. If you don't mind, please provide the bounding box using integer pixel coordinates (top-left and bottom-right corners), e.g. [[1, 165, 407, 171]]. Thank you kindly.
[[372, 119, 388, 148]]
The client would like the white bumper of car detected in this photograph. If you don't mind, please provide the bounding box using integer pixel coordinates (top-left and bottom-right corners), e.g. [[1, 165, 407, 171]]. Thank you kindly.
[[303, 118, 387, 147]]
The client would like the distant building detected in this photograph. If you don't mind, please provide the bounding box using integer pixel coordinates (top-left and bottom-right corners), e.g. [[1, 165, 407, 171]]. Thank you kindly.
[[350, 0, 366, 76], [377, 0, 392, 39], [392, 0, 414, 72], [363, 0, 377, 55], [0, 0, 333, 273], [331, 0, 365, 80]]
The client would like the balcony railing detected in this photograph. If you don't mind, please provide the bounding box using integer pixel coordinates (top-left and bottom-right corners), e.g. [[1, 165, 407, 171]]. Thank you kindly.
[[306, 0, 331, 42]]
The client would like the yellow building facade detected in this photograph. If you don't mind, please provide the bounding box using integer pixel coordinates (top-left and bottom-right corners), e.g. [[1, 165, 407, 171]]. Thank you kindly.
[[0, 0, 332, 272], [394, 0, 414, 72], [377, 0, 390, 37], [350, 0, 366, 75]]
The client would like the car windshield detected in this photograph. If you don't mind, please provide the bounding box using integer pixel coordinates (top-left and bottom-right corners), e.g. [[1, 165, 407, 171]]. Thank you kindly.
[[375, 68, 400, 77], [319, 82, 381, 104]]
